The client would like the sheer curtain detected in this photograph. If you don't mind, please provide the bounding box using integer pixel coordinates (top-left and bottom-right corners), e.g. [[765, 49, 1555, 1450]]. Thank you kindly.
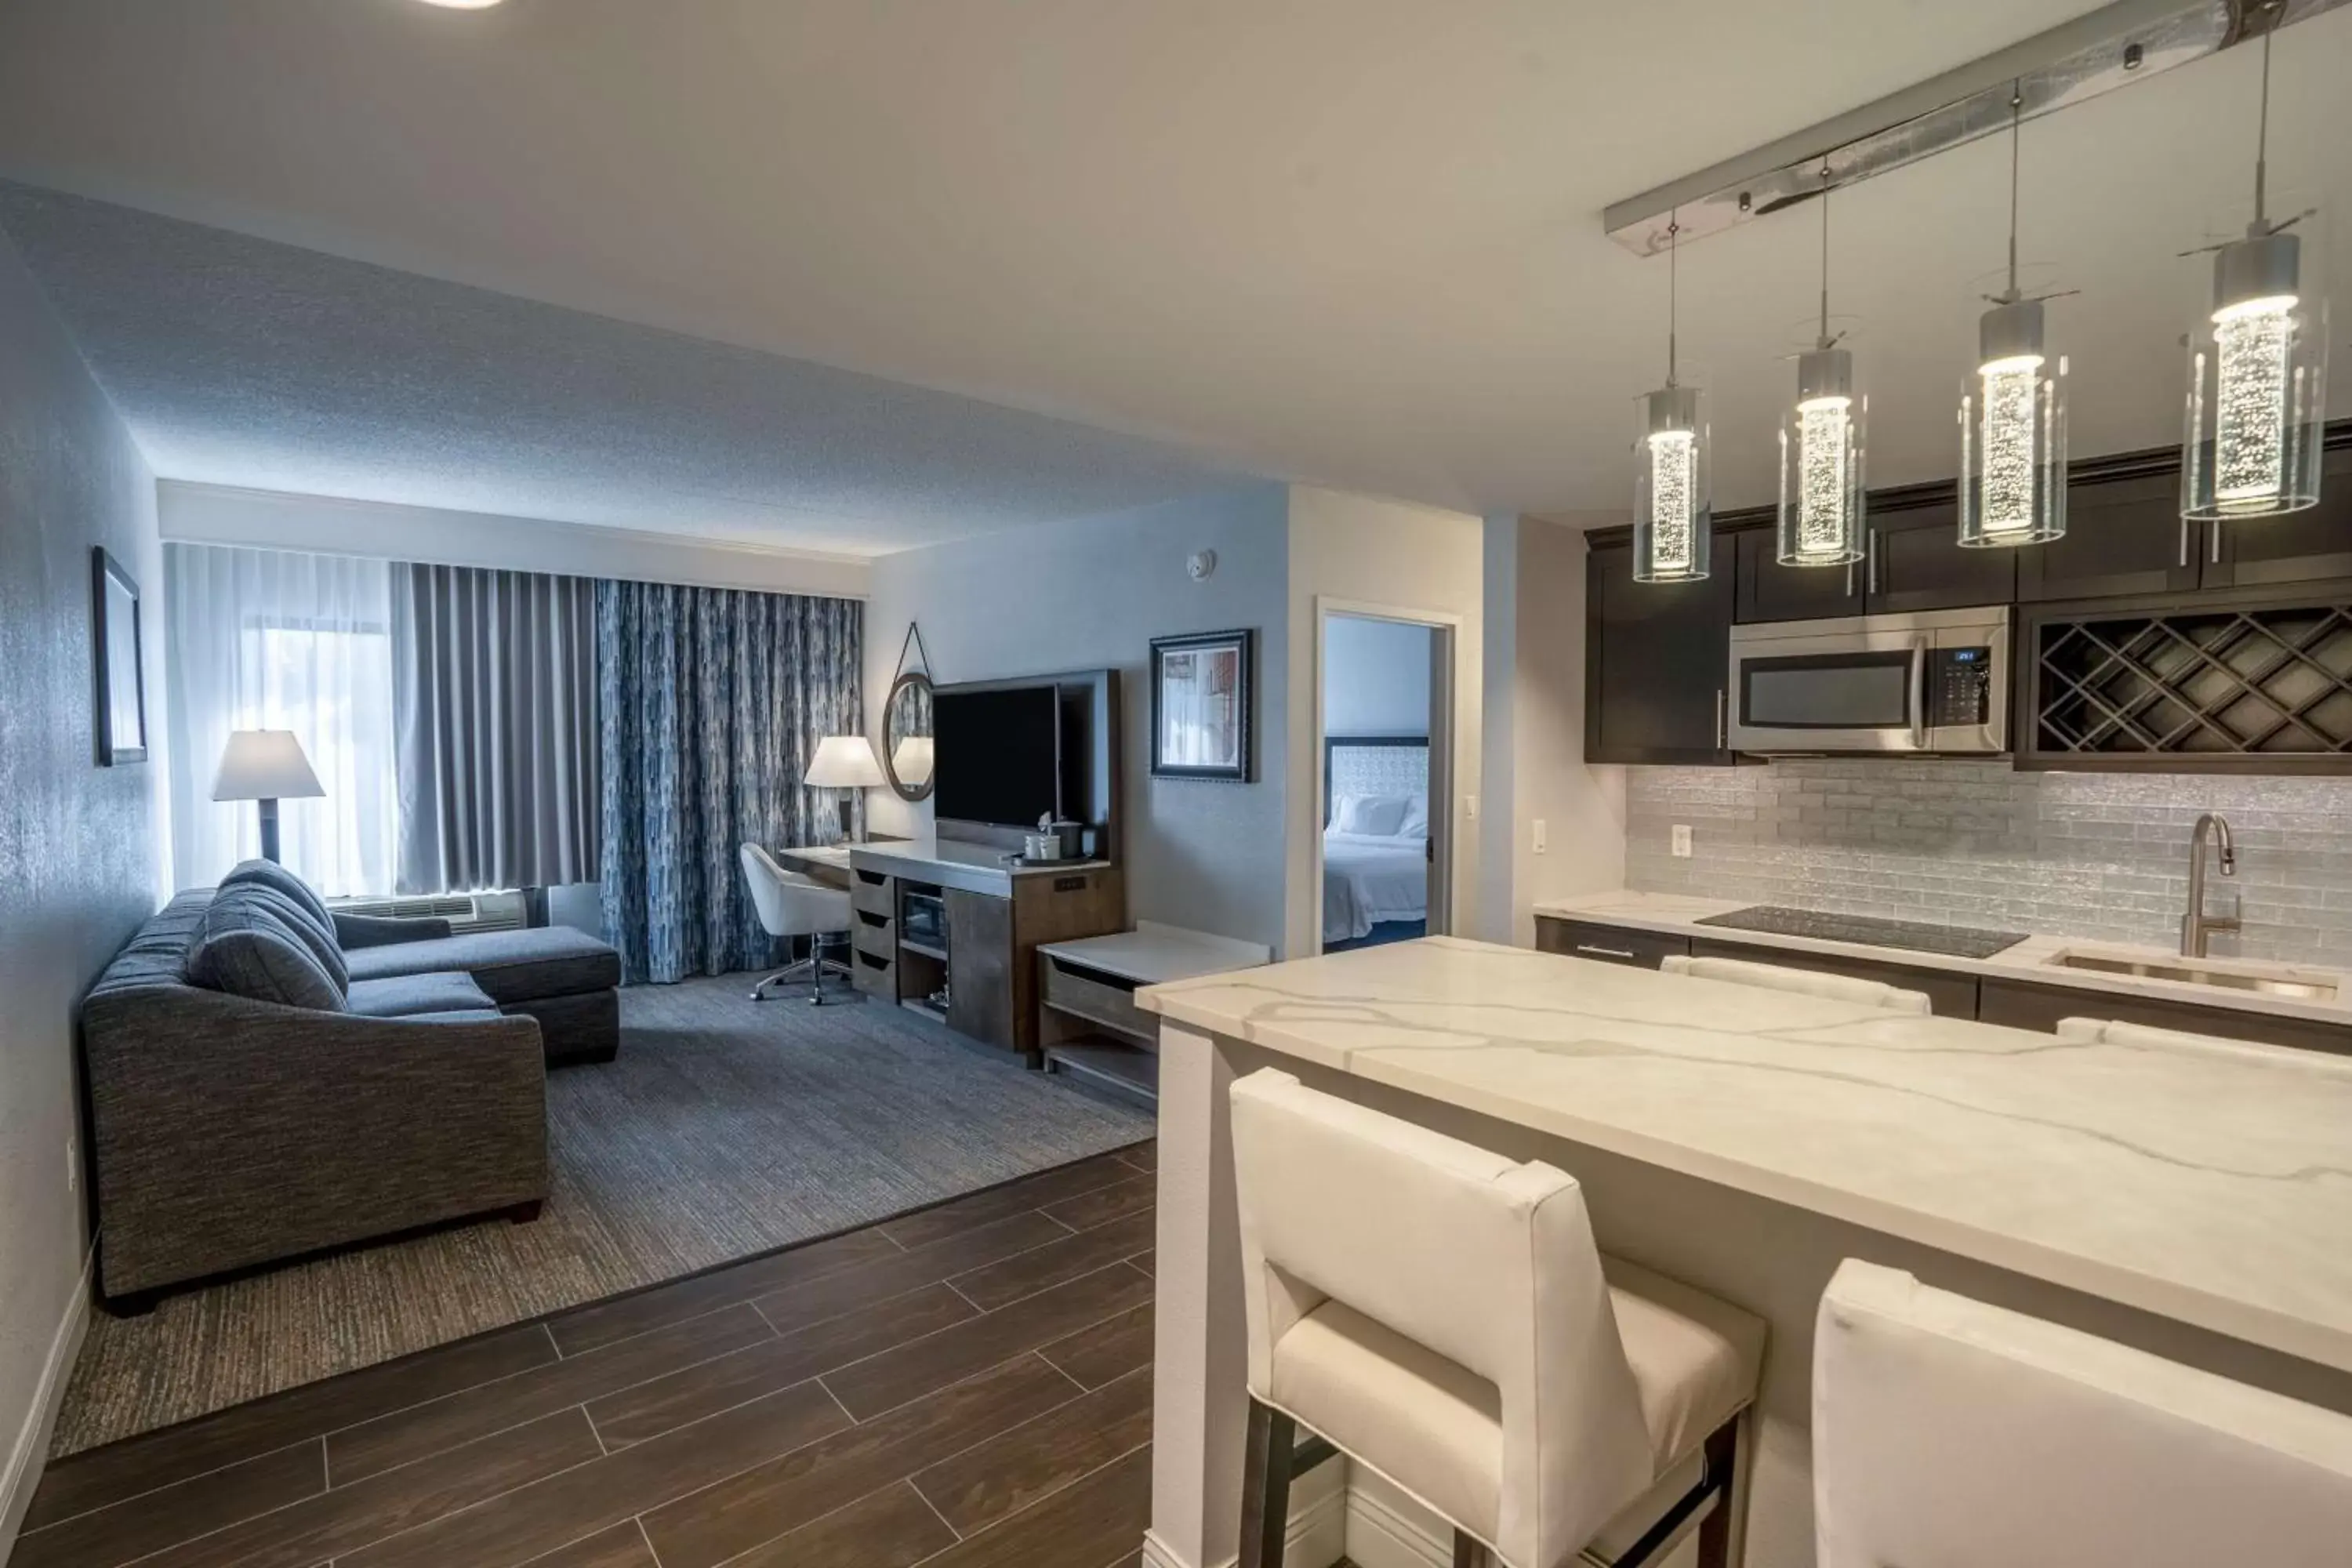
[[165, 543, 398, 895]]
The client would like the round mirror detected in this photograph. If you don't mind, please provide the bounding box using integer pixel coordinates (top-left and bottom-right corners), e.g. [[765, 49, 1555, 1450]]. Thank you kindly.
[[883, 672, 935, 802]]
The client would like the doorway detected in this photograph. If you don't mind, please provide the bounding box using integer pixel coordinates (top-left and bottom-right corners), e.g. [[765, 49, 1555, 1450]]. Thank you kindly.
[[1316, 606, 1451, 955]]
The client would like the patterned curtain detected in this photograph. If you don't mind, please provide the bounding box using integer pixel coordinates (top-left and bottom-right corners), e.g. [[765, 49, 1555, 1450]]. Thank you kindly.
[[597, 582, 862, 984]]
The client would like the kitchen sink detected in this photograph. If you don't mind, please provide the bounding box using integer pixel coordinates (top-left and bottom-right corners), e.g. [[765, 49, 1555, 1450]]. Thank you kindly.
[[2044, 950, 2339, 1002]]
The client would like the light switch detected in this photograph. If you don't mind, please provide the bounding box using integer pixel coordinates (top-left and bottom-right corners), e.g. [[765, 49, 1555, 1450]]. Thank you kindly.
[[1533, 819, 1548, 854], [1671, 824, 1693, 858]]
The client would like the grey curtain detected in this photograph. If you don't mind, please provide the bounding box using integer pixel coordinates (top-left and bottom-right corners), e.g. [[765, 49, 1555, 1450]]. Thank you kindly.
[[597, 581, 862, 984], [392, 564, 601, 895]]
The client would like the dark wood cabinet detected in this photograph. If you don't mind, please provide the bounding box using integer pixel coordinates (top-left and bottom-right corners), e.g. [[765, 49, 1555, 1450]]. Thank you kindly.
[[1584, 534, 1737, 764], [1733, 523, 1864, 625], [1865, 500, 2016, 615], [1687, 938, 1980, 1017], [944, 888, 1015, 1051], [2205, 445, 2352, 590], [1536, 917, 1690, 969], [2019, 471, 2201, 602], [1977, 977, 2352, 1057]]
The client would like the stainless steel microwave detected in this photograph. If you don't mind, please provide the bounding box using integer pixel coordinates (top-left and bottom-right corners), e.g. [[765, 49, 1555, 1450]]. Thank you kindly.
[[1725, 606, 2011, 755]]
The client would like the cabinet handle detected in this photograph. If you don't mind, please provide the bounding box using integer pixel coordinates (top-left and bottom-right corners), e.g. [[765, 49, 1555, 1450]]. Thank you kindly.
[[2179, 510, 2191, 568], [1715, 688, 1728, 750], [1574, 944, 1639, 960], [1867, 529, 1880, 594], [2212, 517, 2224, 564]]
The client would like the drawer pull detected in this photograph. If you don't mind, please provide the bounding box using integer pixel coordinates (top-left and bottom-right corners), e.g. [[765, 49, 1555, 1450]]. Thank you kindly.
[[1575, 943, 1638, 960]]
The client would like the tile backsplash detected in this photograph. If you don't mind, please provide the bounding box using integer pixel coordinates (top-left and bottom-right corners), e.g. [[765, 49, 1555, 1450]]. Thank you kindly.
[[1624, 760, 2352, 964]]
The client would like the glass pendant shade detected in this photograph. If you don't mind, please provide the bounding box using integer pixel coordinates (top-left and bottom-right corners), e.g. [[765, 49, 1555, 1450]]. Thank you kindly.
[[1777, 347, 1866, 567], [2182, 227, 2327, 522], [1633, 385, 1711, 582], [1958, 299, 2068, 546]]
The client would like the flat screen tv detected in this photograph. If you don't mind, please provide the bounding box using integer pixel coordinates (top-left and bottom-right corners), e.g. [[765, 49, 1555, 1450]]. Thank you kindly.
[[933, 684, 1062, 828]]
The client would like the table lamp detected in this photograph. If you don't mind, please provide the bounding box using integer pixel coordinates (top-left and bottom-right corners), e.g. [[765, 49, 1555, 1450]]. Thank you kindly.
[[212, 729, 324, 863], [891, 734, 935, 788], [804, 735, 885, 842]]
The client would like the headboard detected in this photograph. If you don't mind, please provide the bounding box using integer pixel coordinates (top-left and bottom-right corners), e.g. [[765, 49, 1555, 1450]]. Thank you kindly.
[[1323, 734, 1429, 826]]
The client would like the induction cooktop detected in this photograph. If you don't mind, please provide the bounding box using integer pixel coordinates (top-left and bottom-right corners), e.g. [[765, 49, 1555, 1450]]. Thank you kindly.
[[1695, 905, 2027, 960]]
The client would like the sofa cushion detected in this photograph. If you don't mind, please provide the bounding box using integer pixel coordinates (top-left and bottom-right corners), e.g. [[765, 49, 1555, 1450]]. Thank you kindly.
[[347, 971, 496, 1018], [224, 880, 350, 991], [343, 926, 621, 1004], [189, 888, 347, 1012]]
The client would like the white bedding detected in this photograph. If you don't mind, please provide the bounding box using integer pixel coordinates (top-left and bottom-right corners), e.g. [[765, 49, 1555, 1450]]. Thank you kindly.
[[1322, 830, 1429, 942]]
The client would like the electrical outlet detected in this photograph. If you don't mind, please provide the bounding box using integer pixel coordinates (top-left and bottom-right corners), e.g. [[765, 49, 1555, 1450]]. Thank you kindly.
[[1465, 794, 1479, 821], [1671, 824, 1693, 858], [66, 1137, 77, 1195], [1532, 818, 1548, 854]]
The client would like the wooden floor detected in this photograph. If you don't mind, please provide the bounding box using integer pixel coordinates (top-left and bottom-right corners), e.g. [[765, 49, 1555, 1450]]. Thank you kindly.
[[13, 1142, 1159, 1568]]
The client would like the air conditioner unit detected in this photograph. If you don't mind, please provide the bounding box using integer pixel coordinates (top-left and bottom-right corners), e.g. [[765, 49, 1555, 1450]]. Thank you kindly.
[[326, 890, 528, 933]]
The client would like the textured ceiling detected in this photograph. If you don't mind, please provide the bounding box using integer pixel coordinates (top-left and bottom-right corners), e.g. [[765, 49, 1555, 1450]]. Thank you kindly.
[[1, 1, 2349, 526], [0, 184, 1241, 555]]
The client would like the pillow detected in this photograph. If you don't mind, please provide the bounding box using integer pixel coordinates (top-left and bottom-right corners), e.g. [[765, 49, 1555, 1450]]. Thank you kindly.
[[220, 880, 350, 991], [1334, 793, 1410, 837], [191, 887, 348, 1011], [1399, 793, 1430, 838], [220, 860, 347, 979]]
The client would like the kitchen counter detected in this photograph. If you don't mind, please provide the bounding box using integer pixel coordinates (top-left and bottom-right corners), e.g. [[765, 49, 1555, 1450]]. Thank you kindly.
[[1135, 937, 2352, 1568], [1537, 888, 2352, 1029]]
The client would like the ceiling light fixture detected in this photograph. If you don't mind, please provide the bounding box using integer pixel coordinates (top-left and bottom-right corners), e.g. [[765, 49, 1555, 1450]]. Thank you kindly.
[[1634, 212, 1711, 584], [1958, 82, 2068, 548], [1777, 170, 1865, 569], [2182, 14, 2326, 524], [414, 0, 504, 9]]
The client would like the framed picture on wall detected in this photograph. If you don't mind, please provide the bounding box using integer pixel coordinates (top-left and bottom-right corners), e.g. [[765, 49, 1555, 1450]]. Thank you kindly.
[[1151, 628, 1253, 782], [93, 547, 148, 766]]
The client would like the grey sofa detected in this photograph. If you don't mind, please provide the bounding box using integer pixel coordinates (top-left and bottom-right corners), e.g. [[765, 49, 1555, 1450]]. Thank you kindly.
[[83, 888, 550, 1308], [339, 917, 622, 1065]]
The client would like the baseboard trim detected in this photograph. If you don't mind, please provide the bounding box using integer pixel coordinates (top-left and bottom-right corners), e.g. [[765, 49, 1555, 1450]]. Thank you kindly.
[[1137, 1479, 1348, 1568], [1343, 1483, 1453, 1568], [0, 1246, 94, 1559]]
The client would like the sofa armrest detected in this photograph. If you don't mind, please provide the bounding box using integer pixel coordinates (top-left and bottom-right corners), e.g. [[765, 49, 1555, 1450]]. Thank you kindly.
[[83, 989, 546, 1298], [333, 911, 455, 948]]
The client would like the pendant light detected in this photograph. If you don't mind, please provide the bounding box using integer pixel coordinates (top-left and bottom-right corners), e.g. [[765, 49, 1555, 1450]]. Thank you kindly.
[[1777, 169, 1865, 568], [1633, 213, 1711, 583], [2182, 22, 2327, 523], [1958, 82, 2067, 548]]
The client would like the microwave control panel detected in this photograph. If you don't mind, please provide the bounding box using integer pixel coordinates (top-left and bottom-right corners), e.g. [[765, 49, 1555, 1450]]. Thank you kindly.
[[1926, 647, 1994, 727]]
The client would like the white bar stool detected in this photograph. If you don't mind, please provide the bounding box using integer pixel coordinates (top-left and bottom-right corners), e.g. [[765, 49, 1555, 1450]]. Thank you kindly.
[[1230, 1069, 1766, 1568], [1660, 953, 1932, 1014], [1815, 1259, 2352, 1568]]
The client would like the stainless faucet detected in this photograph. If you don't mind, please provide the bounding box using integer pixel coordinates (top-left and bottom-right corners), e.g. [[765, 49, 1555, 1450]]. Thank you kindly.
[[2180, 812, 2240, 958]]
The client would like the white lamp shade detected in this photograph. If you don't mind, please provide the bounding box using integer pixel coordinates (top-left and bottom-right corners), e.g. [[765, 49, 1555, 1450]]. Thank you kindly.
[[891, 734, 935, 786], [212, 729, 325, 802], [804, 735, 886, 789]]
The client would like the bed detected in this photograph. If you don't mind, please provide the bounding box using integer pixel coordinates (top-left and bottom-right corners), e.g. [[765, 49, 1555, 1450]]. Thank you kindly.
[[1322, 736, 1431, 946]]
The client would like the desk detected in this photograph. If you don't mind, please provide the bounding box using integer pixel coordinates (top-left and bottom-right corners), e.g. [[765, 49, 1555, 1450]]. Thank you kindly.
[[1135, 936, 2352, 1568]]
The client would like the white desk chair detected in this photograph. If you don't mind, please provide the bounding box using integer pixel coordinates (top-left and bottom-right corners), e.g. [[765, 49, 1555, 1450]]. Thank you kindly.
[[1815, 1258, 2352, 1568], [739, 843, 856, 1004], [1231, 1069, 1764, 1568], [1660, 953, 1933, 1015]]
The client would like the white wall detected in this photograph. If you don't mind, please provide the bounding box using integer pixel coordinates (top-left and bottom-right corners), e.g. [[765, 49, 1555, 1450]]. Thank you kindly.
[[0, 230, 167, 1554], [1321, 615, 1430, 737], [1480, 514, 1624, 947], [865, 485, 1292, 953], [160, 481, 871, 599], [1286, 488, 1484, 957]]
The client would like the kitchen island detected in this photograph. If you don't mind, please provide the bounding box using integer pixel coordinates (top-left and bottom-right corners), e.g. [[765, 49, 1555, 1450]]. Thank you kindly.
[[1135, 936, 2352, 1568]]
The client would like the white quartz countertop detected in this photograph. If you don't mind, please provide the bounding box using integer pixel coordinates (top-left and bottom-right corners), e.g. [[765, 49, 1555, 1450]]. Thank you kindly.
[[1536, 890, 2352, 1030], [1137, 936, 2352, 1375]]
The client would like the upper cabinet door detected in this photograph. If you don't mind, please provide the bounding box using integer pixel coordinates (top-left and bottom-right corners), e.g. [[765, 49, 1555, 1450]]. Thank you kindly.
[[1585, 534, 1737, 765], [1865, 501, 2016, 614], [1734, 524, 1864, 624], [2205, 444, 2352, 590], [2018, 472, 2201, 602]]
